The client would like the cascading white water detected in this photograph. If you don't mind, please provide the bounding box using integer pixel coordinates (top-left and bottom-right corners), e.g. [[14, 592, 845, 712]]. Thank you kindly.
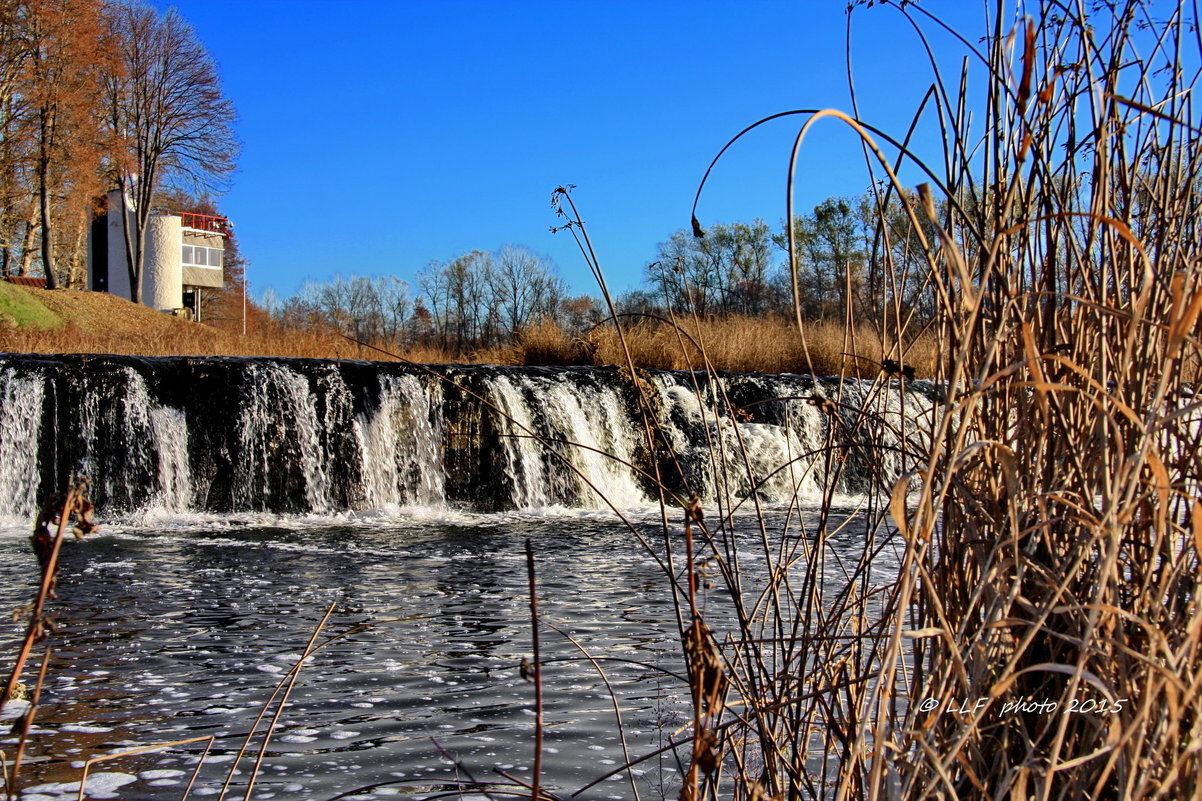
[[357, 374, 445, 508], [801, 379, 933, 494], [487, 374, 561, 508], [760, 381, 832, 500], [235, 363, 332, 512], [148, 406, 191, 511], [527, 377, 647, 509], [0, 367, 44, 518], [70, 367, 192, 512], [0, 356, 940, 517], [484, 373, 652, 510], [647, 373, 929, 503], [649, 376, 824, 504]]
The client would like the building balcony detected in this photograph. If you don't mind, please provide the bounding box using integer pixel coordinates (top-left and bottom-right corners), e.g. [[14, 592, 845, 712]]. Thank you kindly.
[[178, 211, 230, 236]]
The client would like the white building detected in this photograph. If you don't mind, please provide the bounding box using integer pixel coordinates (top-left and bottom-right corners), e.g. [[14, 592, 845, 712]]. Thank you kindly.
[[88, 189, 227, 320]]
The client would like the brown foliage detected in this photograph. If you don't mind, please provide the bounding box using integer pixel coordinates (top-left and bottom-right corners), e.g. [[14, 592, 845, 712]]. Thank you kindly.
[[3, 284, 932, 376]]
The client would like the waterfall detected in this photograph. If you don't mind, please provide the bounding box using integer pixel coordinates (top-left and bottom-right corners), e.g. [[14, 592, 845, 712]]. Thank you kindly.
[[65, 366, 192, 513], [357, 374, 445, 508], [487, 373, 647, 510], [0, 367, 44, 519], [0, 355, 937, 519], [538, 377, 645, 510], [148, 405, 191, 512], [648, 373, 825, 504], [235, 363, 334, 512]]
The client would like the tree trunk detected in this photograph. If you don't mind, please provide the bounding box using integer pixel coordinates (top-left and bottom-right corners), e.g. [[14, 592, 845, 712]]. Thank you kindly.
[[18, 213, 37, 277], [118, 181, 140, 303], [66, 212, 86, 288], [38, 129, 57, 289]]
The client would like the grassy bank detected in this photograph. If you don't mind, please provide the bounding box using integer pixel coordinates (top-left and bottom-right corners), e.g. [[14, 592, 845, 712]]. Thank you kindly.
[[0, 284, 936, 376]]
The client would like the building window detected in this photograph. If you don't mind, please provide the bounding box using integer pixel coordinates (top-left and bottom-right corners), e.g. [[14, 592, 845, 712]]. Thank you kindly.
[[182, 244, 223, 267]]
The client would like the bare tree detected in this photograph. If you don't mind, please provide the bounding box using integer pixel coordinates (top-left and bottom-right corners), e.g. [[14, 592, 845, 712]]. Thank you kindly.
[[491, 244, 565, 338], [419, 250, 494, 353], [418, 246, 565, 353], [775, 199, 867, 319], [103, 1, 237, 302], [375, 275, 411, 344], [652, 219, 778, 316], [292, 274, 412, 346]]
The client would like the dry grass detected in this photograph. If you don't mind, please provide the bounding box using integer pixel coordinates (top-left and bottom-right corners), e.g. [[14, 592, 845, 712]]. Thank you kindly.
[[0, 286, 442, 362], [614, 2, 1202, 799], [529, 3, 1202, 800], [579, 315, 936, 376], [1, 285, 932, 377], [483, 314, 938, 376]]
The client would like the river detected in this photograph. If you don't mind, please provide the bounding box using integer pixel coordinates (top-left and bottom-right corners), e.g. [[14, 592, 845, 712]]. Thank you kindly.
[[0, 355, 921, 800]]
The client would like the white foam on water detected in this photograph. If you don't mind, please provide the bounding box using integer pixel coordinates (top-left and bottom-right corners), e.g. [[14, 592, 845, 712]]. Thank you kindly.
[[0, 699, 30, 721], [59, 723, 112, 733], [22, 772, 136, 800]]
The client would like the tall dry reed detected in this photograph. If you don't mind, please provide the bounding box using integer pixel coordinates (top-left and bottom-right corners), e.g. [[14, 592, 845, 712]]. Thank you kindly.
[[558, 2, 1202, 799], [871, 3, 1202, 798]]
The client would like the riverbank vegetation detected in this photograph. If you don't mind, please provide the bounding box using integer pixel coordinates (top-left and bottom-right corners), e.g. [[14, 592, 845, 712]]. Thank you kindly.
[[0, 0, 237, 295], [0, 281, 937, 376], [2, 0, 1199, 799], [627, 0, 1202, 798], [1, 184, 942, 375]]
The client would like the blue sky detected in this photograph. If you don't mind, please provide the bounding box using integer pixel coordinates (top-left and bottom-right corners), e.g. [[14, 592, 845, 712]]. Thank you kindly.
[[159, 1, 985, 302]]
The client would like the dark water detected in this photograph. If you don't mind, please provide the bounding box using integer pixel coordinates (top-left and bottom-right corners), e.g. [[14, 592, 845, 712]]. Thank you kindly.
[[0, 513, 708, 801], [0, 508, 890, 801], [0, 355, 926, 799]]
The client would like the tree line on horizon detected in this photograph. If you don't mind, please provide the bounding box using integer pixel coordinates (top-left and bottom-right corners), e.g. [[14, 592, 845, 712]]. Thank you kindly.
[[264, 186, 941, 356]]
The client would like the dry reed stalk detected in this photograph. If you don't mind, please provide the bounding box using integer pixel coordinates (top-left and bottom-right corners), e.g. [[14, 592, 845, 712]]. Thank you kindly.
[[2, 478, 96, 715], [73, 735, 215, 801], [548, 3, 1202, 799], [7, 648, 50, 800], [845, 2, 1202, 799], [525, 538, 545, 801], [7, 4, 1190, 799], [541, 182, 920, 800]]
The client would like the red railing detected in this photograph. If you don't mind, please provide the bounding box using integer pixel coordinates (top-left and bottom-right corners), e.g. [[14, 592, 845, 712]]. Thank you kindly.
[[178, 211, 229, 236]]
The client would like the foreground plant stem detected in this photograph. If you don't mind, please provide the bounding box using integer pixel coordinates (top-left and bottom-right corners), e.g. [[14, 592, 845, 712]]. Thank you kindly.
[[1, 483, 80, 710], [525, 538, 544, 801]]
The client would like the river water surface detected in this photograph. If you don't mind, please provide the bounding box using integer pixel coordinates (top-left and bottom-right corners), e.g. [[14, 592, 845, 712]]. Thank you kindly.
[[0, 357, 918, 800], [0, 507, 889, 801]]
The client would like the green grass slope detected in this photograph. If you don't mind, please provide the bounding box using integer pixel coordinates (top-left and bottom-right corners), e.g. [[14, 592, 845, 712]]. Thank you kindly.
[[0, 281, 61, 330]]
